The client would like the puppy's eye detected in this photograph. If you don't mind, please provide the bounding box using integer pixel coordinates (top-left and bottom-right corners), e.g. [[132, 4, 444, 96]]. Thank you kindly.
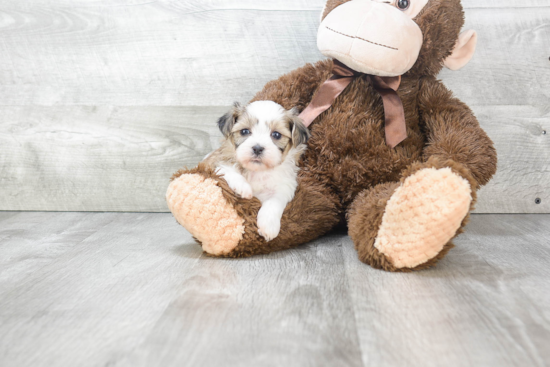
[[271, 132, 282, 140], [240, 129, 251, 136], [396, 0, 410, 10]]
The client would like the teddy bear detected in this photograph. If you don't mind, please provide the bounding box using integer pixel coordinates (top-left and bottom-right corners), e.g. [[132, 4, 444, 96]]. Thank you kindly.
[[166, 0, 497, 272]]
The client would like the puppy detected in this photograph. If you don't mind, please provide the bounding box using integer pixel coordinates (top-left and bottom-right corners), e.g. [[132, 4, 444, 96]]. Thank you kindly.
[[202, 101, 310, 241]]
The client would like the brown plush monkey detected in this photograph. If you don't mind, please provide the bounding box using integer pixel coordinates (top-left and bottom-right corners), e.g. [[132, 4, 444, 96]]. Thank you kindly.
[[166, 0, 497, 271]]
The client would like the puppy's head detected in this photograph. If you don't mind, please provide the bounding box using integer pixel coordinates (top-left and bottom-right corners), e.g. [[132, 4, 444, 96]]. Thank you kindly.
[[217, 101, 310, 172]]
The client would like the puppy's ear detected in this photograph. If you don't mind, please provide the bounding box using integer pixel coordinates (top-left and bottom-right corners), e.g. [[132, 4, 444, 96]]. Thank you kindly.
[[289, 115, 310, 147], [217, 102, 243, 137], [289, 106, 300, 116]]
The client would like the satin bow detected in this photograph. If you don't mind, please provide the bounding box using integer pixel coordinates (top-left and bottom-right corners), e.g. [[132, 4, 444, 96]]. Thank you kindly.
[[298, 60, 407, 148]]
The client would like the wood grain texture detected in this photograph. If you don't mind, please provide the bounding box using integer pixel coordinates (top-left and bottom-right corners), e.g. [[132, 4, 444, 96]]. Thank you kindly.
[[0, 0, 324, 106], [342, 213, 550, 367], [0, 212, 205, 367], [0, 212, 363, 367], [462, 0, 549, 8], [0, 106, 226, 212], [0, 105, 547, 213], [122, 237, 363, 367], [474, 106, 549, 213], [0, 0, 546, 106], [0, 213, 548, 367], [0, 0, 548, 212]]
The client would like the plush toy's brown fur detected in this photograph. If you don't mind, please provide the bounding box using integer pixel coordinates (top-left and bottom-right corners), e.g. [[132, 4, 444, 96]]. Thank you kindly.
[[169, 0, 497, 271]]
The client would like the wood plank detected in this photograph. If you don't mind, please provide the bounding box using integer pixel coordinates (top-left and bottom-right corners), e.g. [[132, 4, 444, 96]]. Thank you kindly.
[[0, 213, 109, 292], [0, 2, 547, 106], [0, 0, 324, 106], [462, 0, 550, 8], [0, 212, 19, 223], [475, 106, 549, 213], [0, 106, 226, 212], [440, 6, 550, 108], [0, 105, 547, 213], [0, 213, 204, 367], [120, 234, 363, 367], [341, 214, 550, 367], [0, 212, 363, 367]]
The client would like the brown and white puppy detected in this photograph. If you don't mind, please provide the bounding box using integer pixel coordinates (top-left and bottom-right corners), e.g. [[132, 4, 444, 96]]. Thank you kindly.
[[203, 101, 310, 241]]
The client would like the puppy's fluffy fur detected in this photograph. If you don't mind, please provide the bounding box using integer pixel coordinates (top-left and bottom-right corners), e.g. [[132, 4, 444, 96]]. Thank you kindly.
[[203, 101, 310, 241]]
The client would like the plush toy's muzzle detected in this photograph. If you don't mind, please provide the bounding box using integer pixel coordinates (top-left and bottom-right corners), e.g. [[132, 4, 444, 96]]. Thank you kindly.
[[318, 0, 423, 77]]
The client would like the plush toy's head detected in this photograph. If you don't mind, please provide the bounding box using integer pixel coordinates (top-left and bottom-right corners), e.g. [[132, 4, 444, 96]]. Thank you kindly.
[[318, 0, 477, 77]]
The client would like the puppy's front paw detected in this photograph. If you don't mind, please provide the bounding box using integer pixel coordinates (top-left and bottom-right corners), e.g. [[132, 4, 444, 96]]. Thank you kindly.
[[257, 210, 281, 242], [227, 180, 253, 199], [235, 183, 254, 199]]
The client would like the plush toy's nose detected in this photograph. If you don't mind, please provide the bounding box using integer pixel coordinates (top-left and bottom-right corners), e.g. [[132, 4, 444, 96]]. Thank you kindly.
[[317, 0, 423, 77], [252, 145, 264, 156]]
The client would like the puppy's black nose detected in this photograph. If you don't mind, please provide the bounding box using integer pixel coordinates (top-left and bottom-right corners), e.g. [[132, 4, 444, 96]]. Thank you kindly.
[[252, 145, 264, 156]]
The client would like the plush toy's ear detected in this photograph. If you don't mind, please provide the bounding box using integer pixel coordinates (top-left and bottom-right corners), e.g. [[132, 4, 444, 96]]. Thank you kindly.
[[217, 102, 242, 137], [320, 3, 328, 22], [443, 30, 477, 71]]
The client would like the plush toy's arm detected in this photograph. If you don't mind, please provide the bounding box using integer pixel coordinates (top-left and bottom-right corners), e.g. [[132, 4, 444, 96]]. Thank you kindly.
[[250, 59, 333, 111], [418, 76, 497, 187]]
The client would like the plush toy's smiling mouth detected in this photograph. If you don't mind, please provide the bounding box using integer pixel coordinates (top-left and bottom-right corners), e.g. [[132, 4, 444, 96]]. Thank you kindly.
[[325, 26, 399, 51]]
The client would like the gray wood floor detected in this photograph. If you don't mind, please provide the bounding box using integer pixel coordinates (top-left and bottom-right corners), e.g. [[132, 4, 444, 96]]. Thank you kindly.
[[0, 213, 549, 367]]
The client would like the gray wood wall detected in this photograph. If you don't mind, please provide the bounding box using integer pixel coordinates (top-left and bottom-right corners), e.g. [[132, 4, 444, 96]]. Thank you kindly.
[[0, 0, 548, 213]]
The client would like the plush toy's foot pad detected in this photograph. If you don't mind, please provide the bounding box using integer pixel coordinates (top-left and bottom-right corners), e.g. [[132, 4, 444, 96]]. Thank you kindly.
[[374, 168, 472, 269], [166, 174, 244, 256]]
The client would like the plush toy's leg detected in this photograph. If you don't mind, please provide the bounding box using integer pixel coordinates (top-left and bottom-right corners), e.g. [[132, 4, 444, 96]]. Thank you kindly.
[[166, 164, 341, 258], [347, 158, 478, 271]]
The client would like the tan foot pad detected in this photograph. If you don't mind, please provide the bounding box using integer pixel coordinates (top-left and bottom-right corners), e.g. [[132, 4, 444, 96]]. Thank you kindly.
[[166, 174, 244, 256], [374, 168, 472, 269]]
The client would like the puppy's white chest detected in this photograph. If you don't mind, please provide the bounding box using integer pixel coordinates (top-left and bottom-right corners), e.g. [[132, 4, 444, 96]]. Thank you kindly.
[[247, 171, 278, 200], [243, 160, 299, 204]]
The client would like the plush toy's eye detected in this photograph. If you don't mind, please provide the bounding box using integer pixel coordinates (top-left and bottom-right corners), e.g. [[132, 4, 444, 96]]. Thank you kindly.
[[240, 129, 251, 136], [397, 0, 410, 10], [271, 131, 282, 140]]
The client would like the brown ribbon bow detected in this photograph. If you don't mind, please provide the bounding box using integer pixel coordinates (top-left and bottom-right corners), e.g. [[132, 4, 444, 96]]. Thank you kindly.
[[298, 60, 407, 148]]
